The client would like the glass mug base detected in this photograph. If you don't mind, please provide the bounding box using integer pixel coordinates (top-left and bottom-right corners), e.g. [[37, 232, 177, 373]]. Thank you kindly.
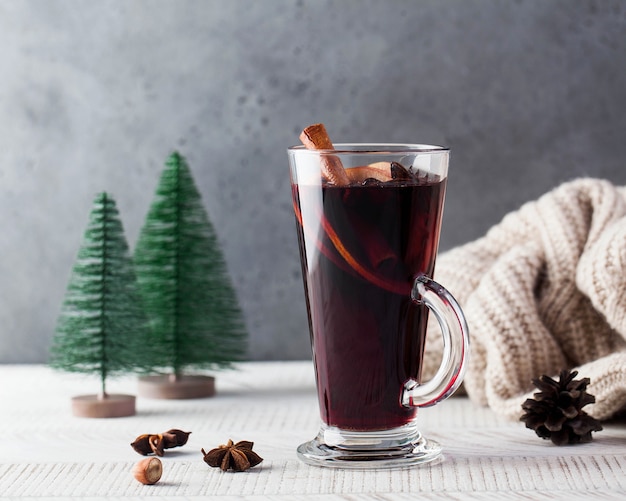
[[297, 422, 442, 469]]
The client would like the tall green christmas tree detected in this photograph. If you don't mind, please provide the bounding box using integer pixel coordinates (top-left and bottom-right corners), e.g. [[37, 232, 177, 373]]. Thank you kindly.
[[50, 192, 149, 417], [133, 151, 246, 396]]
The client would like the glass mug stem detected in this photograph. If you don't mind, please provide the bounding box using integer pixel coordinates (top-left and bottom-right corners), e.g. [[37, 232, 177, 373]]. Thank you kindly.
[[402, 275, 470, 408]]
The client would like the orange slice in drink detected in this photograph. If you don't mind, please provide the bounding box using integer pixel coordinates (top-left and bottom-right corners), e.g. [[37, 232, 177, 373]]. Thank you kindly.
[[293, 195, 408, 296], [345, 162, 393, 183]]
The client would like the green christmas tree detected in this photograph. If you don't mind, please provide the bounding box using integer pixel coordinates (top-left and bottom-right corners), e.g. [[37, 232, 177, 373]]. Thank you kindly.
[[134, 151, 247, 381], [50, 192, 149, 405]]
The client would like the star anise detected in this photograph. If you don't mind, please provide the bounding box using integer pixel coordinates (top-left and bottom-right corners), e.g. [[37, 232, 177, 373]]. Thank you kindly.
[[131, 429, 192, 456], [201, 439, 263, 472]]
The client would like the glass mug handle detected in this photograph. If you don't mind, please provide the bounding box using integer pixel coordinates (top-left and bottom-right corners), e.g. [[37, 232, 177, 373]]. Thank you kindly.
[[402, 275, 470, 408]]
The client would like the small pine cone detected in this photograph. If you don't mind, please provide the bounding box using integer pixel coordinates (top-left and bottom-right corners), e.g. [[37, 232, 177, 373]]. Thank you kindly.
[[520, 369, 603, 445]]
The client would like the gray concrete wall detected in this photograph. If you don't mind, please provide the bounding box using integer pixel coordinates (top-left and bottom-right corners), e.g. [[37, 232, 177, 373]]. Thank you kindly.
[[1, 0, 625, 363]]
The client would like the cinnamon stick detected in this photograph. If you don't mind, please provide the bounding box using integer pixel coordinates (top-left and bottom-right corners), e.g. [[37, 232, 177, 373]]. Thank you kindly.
[[299, 123, 350, 185]]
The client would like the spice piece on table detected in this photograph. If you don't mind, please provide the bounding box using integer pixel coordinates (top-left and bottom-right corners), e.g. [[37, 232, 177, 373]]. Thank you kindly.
[[131, 434, 164, 456], [520, 369, 603, 445], [131, 429, 192, 456], [299, 123, 350, 186], [201, 439, 263, 472], [133, 457, 163, 485], [163, 428, 192, 448]]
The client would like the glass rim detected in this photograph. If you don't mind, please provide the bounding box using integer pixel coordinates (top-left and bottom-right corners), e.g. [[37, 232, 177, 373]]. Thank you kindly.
[[287, 143, 449, 154]]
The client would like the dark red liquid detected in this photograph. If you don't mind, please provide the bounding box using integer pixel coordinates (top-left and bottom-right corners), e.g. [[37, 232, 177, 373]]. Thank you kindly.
[[292, 174, 447, 431]]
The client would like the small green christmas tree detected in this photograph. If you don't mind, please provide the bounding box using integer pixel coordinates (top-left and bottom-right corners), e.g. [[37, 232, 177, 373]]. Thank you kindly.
[[133, 151, 246, 398], [50, 192, 149, 417]]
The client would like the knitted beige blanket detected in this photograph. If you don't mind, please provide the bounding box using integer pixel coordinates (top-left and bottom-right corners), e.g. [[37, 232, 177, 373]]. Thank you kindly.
[[425, 178, 626, 421]]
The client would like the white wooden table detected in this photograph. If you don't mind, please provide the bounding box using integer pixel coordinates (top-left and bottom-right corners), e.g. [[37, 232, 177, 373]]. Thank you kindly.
[[1, 362, 625, 499]]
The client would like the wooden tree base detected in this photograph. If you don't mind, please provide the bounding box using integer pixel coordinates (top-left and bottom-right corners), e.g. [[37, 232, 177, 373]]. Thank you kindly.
[[137, 375, 216, 399], [71, 394, 136, 418]]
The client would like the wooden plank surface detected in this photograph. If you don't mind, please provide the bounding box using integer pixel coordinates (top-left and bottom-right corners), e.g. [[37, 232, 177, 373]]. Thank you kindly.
[[1, 362, 624, 499]]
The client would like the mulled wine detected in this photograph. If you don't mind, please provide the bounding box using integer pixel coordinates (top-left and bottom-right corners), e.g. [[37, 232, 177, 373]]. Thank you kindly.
[[292, 171, 447, 431]]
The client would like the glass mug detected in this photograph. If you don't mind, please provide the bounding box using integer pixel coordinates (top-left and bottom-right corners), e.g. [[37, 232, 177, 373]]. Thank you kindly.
[[288, 144, 470, 468]]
